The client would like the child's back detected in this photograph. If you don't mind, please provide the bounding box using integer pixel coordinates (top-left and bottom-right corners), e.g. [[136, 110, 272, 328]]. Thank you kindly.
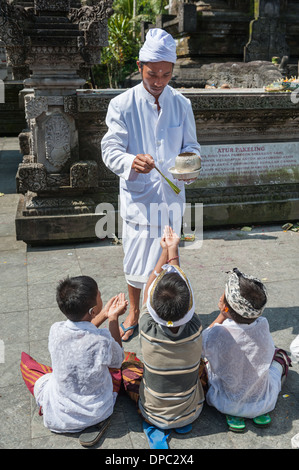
[[22, 275, 127, 436], [202, 268, 290, 423], [202, 315, 280, 418], [36, 319, 123, 433], [139, 301, 204, 429]]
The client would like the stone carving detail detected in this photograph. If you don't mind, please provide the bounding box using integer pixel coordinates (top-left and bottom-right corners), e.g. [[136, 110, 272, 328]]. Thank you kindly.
[[78, 96, 113, 112], [26, 45, 83, 68], [47, 174, 70, 188], [64, 96, 78, 116], [0, 1, 116, 243], [24, 195, 96, 216], [188, 93, 299, 111], [0, 1, 33, 78], [25, 95, 48, 120], [244, 0, 289, 62], [45, 114, 71, 169], [34, 0, 71, 12], [16, 163, 47, 194], [19, 131, 31, 156], [68, 1, 114, 26], [70, 160, 98, 188], [47, 96, 64, 106]]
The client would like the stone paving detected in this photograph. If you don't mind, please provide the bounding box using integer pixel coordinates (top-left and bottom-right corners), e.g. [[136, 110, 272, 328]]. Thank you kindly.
[[0, 137, 298, 451]]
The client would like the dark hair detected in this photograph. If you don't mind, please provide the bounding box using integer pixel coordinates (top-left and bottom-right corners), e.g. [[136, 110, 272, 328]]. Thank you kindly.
[[225, 272, 267, 324], [152, 272, 190, 323], [56, 276, 98, 322]]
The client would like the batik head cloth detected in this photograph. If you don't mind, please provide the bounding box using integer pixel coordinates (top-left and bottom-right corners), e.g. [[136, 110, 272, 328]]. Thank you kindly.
[[146, 264, 194, 327], [139, 28, 177, 63], [225, 268, 267, 319]]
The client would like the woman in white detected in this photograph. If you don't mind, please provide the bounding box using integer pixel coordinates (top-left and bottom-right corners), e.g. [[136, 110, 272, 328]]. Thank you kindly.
[[101, 28, 201, 341]]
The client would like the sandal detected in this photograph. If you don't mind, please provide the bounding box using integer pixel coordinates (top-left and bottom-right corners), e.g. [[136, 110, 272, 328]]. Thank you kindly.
[[79, 417, 111, 447], [226, 415, 246, 432], [253, 413, 271, 427], [143, 421, 170, 449], [120, 322, 138, 342], [175, 424, 192, 434]]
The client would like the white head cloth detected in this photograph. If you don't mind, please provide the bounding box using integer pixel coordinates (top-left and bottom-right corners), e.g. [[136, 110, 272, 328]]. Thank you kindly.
[[139, 28, 177, 63], [225, 268, 267, 319], [146, 264, 195, 327]]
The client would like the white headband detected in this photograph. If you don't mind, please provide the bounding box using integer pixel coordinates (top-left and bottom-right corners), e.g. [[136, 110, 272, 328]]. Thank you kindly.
[[139, 28, 177, 63], [225, 268, 267, 319], [146, 264, 195, 327]]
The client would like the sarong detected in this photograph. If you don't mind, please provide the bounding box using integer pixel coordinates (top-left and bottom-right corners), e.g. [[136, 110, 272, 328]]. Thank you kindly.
[[20, 351, 144, 399], [20, 352, 52, 396], [122, 221, 162, 288]]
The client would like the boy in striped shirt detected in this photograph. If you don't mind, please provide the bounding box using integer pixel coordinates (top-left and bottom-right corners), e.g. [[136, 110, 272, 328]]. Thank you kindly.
[[138, 226, 205, 449]]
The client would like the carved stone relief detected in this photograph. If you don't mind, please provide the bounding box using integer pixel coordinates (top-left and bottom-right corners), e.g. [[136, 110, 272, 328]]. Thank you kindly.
[[45, 113, 71, 170], [24, 194, 96, 216], [25, 95, 48, 120], [34, 0, 71, 12], [16, 163, 47, 194], [70, 160, 98, 188]]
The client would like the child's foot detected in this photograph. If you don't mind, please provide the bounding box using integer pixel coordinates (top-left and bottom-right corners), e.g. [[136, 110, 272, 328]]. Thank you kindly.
[[226, 415, 246, 432], [252, 413, 271, 427], [79, 417, 111, 447]]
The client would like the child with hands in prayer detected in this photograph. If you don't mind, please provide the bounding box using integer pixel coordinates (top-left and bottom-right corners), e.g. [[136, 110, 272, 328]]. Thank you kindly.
[[21, 276, 128, 447]]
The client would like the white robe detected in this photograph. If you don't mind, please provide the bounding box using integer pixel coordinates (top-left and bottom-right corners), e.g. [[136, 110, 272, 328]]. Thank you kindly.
[[202, 317, 282, 418], [290, 334, 299, 363], [34, 320, 124, 433], [101, 83, 200, 285]]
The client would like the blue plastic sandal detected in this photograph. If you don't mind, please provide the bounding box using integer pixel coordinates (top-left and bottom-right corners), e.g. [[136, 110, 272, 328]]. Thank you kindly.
[[120, 322, 138, 342], [143, 421, 170, 449], [175, 424, 192, 434]]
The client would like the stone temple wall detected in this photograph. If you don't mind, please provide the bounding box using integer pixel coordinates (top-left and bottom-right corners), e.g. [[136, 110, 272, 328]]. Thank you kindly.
[[15, 88, 299, 244]]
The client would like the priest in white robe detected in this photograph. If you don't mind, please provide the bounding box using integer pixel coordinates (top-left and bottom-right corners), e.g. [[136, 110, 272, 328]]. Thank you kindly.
[[101, 28, 201, 340]]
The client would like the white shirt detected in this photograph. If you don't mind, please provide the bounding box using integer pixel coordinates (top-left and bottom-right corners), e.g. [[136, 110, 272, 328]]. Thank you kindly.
[[101, 83, 201, 226], [202, 317, 282, 418], [290, 334, 299, 363], [34, 320, 124, 433]]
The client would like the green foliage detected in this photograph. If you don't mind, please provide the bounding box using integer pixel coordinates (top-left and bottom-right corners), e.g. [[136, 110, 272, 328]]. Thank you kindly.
[[100, 13, 139, 88], [92, 0, 167, 88]]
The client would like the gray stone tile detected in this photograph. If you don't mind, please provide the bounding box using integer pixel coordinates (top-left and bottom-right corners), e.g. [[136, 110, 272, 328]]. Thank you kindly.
[[0, 310, 28, 345], [27, 250, 82, 284], [0, 341, 28, 387], [1, 138, 299, 450], [0, 384, 32, 448], [27, 281, 58, 310], [0, 285, 28, 314], [29, 306, 65, 342]]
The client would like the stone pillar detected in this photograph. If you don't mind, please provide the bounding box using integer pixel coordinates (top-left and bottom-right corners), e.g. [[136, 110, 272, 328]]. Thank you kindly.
[[244, 0, 289, 62], [0, 0, 114, 244]]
